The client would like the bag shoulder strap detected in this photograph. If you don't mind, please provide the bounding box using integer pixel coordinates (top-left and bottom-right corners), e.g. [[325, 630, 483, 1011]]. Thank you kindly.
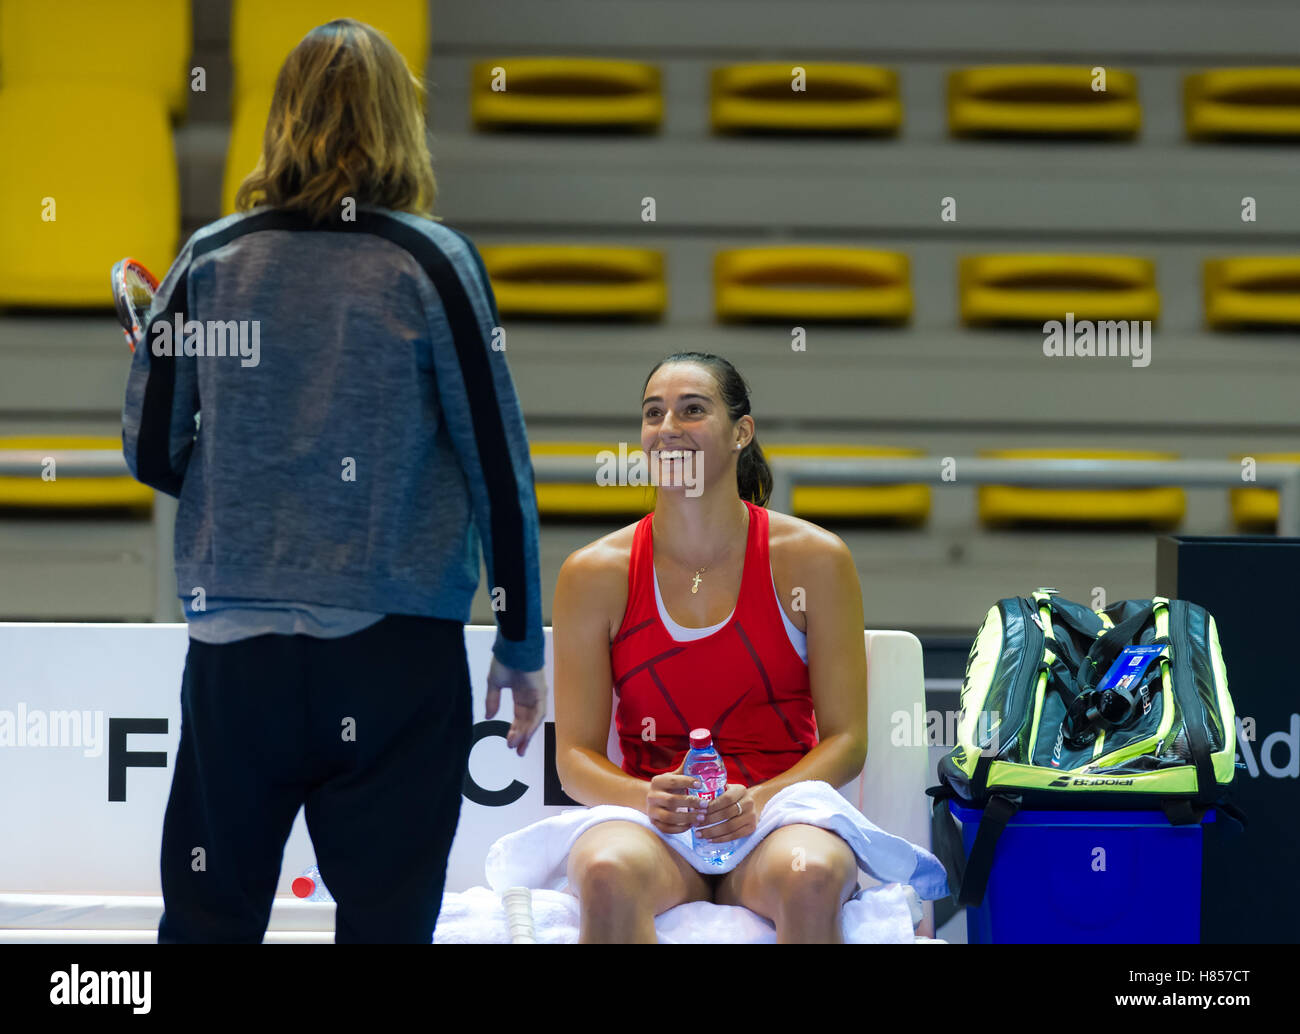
[[928, 789, 1021, 908]]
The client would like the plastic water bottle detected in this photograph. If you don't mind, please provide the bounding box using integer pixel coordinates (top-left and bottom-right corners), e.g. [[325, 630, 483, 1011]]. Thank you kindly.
[[685, 728, 741, 866], [291, 864, 333, 902]]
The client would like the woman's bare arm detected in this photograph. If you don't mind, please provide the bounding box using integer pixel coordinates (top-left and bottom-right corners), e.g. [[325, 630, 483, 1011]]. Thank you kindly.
[[750, 526, 869, 808], [552, 541, 652, 812]]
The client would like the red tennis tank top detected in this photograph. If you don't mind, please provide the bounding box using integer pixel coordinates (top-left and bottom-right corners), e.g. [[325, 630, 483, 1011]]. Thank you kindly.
[[610, 499, 818, 787]]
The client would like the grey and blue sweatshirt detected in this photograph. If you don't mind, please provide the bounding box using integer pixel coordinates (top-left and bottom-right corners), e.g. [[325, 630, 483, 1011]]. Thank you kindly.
[[121, 203, 544, 672]]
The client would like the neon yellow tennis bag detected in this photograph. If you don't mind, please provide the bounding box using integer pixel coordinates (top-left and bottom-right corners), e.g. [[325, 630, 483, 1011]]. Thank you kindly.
[[927, 588, 1245, 906]]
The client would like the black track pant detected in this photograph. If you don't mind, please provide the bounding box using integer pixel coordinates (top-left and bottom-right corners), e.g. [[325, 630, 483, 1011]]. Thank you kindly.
[[157, 615, 472, 943]]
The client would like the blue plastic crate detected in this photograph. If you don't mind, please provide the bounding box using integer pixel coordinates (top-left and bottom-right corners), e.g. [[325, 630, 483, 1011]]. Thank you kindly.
[[950, 801, 1214, 944]]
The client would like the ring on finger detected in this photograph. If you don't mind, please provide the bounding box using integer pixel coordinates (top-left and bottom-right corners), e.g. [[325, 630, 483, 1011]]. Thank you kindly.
[[705, 801, 743, 839]]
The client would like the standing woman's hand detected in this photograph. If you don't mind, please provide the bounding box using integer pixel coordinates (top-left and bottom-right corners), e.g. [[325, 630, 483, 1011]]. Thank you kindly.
[[485, 657, 548, 756]]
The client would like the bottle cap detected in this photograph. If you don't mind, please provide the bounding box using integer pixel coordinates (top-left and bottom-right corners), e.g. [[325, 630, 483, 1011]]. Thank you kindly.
[[689, 728, 712, 748]]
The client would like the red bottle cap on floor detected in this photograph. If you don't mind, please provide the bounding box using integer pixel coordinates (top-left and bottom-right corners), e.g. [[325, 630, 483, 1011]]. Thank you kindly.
[[689, 728, 712, 748], [291, 877, 314, 898]]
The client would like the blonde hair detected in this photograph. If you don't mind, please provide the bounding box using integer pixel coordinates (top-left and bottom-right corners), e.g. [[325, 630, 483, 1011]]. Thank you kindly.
[[234, 18, 437, 224]]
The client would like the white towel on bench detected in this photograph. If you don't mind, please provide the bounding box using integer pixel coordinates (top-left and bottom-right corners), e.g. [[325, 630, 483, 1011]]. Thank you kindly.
[[483, 779, 949, 900]]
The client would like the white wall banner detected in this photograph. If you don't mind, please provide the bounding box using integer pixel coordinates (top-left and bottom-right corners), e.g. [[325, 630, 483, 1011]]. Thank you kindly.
[[0, 623, 606, 897]]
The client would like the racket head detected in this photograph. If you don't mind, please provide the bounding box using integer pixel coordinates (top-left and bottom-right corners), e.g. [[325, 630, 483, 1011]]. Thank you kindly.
[[110, 257, 160, 352]]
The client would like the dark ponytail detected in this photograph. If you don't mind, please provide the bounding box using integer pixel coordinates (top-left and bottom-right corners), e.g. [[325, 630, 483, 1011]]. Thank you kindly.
[[641, 351, 773, 507]]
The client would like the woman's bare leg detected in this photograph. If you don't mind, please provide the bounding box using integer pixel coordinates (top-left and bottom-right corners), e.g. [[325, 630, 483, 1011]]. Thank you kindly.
[[716, 824, 860, 943], [566, 821, 712, 943]]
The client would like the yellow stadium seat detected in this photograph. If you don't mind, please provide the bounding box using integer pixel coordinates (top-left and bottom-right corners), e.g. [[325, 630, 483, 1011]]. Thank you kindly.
[[471, 58, 661, 131], [715, 248, 912, 323], [478, 246, 666, 319], [959, 254, 1158, 326], [230, 0, 429, 104], [1185, 68, 1300, 139], [1229, 452, 1300, 531], [763, 445, 930, 523], [1203, 257, 1300, 328], [0, 84, 179, 307], [0, 0, 191, 119], [978, 449, 1185, 528], [0, 437, 152, 512], [948, 65, 1140, 137], [532, 443, 655, 518], [710, 63, 901, 134]]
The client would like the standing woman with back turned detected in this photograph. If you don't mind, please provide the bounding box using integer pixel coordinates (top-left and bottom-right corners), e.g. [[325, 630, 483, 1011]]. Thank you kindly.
[[123, 19, 547, 943]]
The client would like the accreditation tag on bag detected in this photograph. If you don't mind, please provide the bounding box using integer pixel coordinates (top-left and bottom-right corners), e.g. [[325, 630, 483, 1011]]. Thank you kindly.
[[1098, 644, 1166, 692]]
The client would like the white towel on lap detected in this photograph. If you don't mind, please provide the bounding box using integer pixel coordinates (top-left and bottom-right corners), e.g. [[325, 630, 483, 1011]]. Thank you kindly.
[[483, 779, 949, 900], [433, 882, 927, 944]]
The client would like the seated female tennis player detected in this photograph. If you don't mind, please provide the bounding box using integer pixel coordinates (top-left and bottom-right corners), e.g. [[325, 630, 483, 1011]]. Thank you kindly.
[[552, 351, 869, 944]]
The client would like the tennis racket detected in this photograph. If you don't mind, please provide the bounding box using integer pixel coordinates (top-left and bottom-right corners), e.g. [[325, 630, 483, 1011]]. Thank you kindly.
[[502, 886, 536, 943], [109, 257, 159, 353]]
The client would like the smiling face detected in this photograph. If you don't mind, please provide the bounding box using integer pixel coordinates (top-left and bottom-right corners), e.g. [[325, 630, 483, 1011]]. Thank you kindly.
[[641, 361, 750, 496]]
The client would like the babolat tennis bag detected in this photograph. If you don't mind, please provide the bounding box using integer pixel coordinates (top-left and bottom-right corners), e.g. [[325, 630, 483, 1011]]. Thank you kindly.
[[927, 587, 1245, 907]]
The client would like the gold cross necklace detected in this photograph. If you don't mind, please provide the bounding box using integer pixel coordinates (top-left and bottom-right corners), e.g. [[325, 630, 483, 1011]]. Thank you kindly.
[[654, 505, 749, 594]]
